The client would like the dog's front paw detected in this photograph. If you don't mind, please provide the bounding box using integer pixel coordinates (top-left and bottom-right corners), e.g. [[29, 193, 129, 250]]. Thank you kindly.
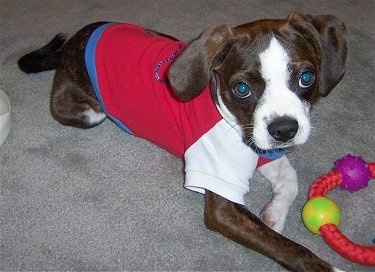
[[260, 202, 287, 233]]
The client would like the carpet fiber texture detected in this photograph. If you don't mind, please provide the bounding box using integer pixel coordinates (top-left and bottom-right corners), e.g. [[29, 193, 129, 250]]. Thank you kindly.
[[0, 0, 374, 271]]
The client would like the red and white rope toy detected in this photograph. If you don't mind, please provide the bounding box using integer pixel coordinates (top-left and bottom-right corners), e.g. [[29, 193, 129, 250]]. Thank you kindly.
[[302, 154, 375, 266]]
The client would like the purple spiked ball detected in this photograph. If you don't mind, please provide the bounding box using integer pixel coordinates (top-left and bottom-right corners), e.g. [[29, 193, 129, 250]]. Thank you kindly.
[[334, 154, 371, 193]]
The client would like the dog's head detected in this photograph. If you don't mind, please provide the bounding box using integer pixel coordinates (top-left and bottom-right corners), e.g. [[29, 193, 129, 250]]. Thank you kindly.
[[168, 12, 347, 151]]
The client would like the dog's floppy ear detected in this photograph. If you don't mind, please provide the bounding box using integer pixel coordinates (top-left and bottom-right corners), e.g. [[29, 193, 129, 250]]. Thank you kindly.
[[288, 12, 347, 97], [168, 25, 233, 101]]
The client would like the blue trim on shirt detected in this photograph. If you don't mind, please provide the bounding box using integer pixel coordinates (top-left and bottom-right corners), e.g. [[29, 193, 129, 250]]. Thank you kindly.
[[85, 22, 133, 134]]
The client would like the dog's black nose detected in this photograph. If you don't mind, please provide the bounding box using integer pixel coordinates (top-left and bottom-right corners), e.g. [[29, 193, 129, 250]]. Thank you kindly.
[[267, 117, 299, 143]]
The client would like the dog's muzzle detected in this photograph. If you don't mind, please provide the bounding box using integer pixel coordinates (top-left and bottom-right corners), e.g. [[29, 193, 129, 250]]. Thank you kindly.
[[267, 116, 298, 143]]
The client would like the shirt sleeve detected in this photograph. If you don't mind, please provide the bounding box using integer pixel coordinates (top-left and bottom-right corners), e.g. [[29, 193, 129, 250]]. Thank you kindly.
[[183, 120, 259, 205]]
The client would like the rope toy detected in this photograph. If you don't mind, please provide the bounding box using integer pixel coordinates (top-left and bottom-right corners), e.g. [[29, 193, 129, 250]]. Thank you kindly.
[[302, 154, 375, 266]]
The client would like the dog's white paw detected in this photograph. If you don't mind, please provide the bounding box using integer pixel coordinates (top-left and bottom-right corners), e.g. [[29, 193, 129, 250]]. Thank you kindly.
[[333, 267, 345, 272], [261, 202, 287, 233]]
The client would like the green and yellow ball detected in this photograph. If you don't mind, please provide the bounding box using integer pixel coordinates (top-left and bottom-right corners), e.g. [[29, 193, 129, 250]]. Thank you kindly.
[[302, 196, 341, 235]]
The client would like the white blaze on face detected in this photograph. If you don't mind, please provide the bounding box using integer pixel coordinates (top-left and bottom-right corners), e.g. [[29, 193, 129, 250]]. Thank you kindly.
[[253, 37, 311, 149]]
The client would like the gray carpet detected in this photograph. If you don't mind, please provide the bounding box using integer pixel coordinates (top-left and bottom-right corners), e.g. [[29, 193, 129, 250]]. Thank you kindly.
[[1, 0, 374, 271]]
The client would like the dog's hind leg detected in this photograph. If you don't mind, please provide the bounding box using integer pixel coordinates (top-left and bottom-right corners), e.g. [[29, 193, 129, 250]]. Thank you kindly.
[[18, 22, 108, 129], [50, 69, 106, 129]]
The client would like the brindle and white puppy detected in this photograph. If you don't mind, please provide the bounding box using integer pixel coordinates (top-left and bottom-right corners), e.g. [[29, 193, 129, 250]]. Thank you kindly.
[[18, 12, 347, 271]]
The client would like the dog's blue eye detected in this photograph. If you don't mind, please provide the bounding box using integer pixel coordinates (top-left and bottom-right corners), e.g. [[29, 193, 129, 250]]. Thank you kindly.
[[299, 71, 315, 88], [233, 82, 251, 98]]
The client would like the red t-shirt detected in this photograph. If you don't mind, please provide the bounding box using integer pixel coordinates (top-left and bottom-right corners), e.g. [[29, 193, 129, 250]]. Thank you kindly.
[[85, 23, 221, 158], [85, 23, 286, 204]]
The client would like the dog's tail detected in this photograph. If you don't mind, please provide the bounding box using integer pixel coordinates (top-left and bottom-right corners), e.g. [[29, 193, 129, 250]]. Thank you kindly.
[[18, 34, 67, 73]]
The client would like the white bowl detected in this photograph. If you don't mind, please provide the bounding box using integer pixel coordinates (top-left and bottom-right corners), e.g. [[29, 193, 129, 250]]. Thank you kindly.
[[0, 88, 11, 146]]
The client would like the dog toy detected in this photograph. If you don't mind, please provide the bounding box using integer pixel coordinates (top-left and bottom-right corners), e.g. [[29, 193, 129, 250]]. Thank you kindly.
[[302, 154, 375, 266]]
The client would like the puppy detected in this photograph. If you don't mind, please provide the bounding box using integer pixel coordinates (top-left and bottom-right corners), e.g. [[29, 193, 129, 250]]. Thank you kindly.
[[18, 12, 347, 271]]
